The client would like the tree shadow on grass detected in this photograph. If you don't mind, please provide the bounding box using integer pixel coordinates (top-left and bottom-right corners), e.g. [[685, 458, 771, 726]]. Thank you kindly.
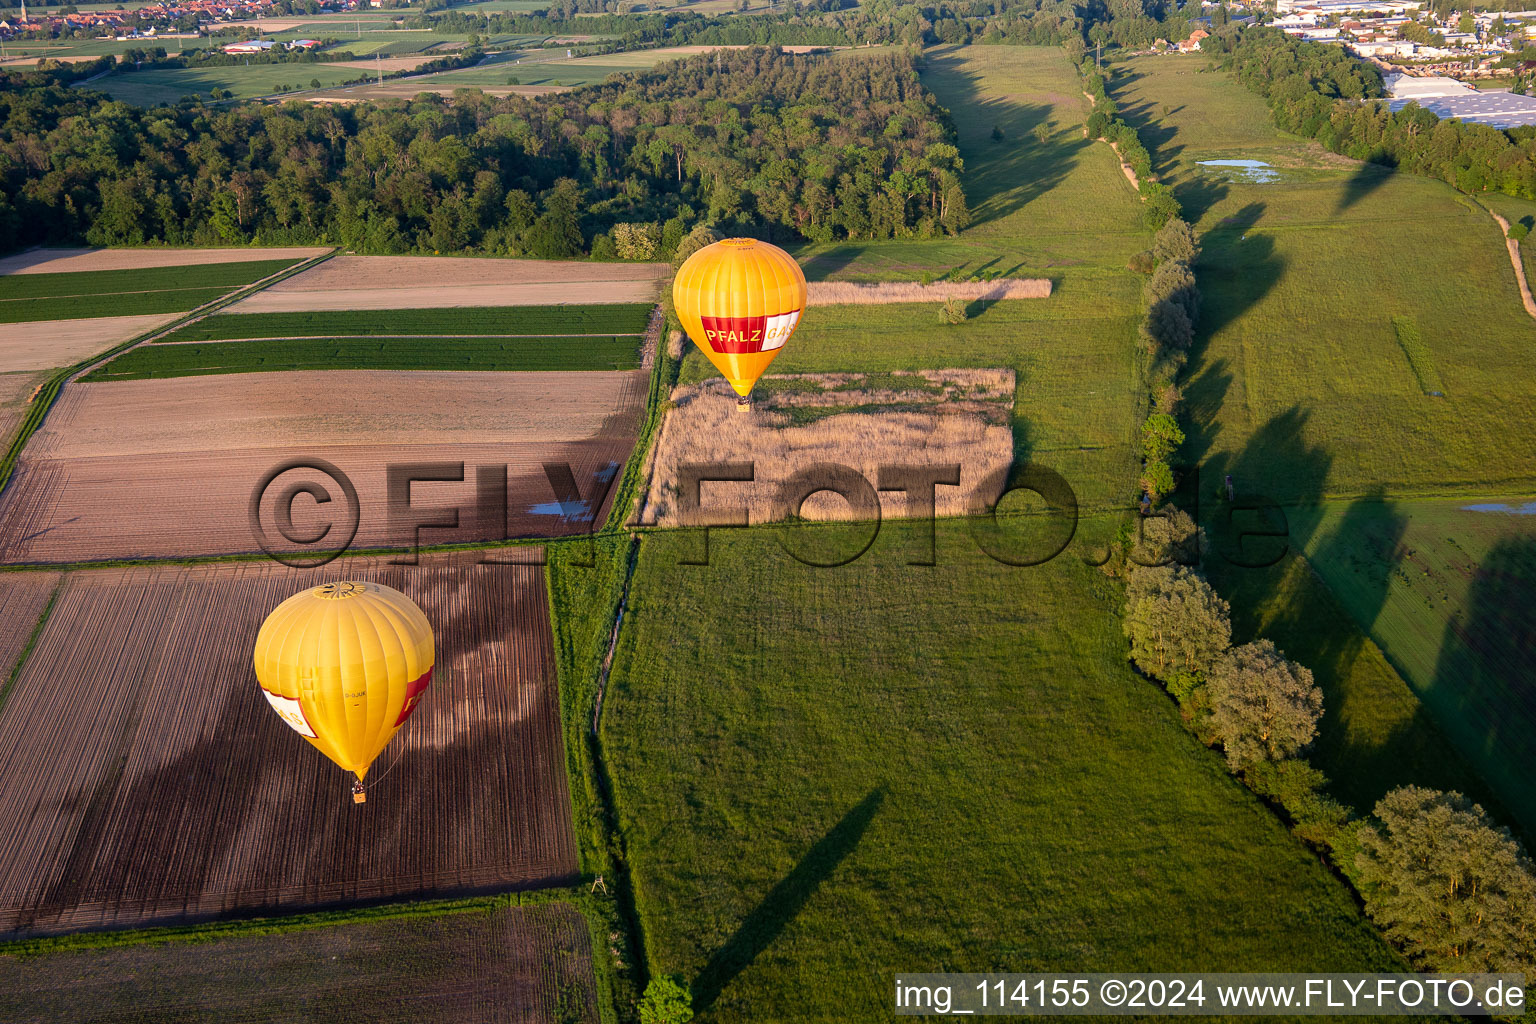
[[1335, 161, 1395, 215], [1194, 201, 1285, 346], [797, 244, 869, 282], [921, 49, 1091, 230], [1429, 534, 1536, 839], [691, 788, 883, 1012]]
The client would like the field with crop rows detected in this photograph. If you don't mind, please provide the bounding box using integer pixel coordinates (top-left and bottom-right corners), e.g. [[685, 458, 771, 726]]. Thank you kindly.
[[0, 572, 56, 682], [155, 304, 653, 342], [0, 901, 601, 1023], [85, 335, 642, 379], [0, 260, 303, 324], [90, 62, 384, 107], [0, 556, 576, 935]]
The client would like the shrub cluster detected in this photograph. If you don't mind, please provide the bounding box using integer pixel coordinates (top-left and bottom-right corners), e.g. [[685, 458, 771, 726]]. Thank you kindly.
[[1081, 62, 1181, 228]]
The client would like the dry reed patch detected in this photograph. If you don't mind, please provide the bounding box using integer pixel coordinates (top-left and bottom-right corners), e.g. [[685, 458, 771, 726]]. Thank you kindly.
[[806, 279, 1051, 304], [638, 369, 1015, 526], [229, 254, 667, 312], [0, 313, 184, 373], [0, 247, 329, 275], [0, 555, 576, 935], [0, 370, 646, 562]]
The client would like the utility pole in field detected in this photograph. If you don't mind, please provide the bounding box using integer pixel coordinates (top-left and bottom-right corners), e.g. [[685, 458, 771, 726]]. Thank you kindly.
[[376, 50, 382, 83]]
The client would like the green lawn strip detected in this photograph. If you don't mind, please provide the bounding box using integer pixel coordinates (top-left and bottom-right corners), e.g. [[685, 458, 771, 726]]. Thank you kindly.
[[1390, 316, 1445, 396], [81, 335, 640, 380], [602, 523, 1402, 1022], [0, 251, 334, 494], [155, 303, 656, 342]]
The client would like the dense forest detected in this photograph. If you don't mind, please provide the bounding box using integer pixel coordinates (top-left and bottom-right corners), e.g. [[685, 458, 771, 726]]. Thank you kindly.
[[1209, 26, 1536, 197], [0, 47, 969, 254]]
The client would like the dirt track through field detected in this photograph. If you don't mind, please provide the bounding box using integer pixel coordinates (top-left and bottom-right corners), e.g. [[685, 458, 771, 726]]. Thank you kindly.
[[0, 314, 184, 373], [0, 248, 330, 276], [0, 901, 601, 1023], [1486, 210, 1536, 320], [0, 370, 646, 562], [0, 555, 577, 935], [229, 254, 668, 311]]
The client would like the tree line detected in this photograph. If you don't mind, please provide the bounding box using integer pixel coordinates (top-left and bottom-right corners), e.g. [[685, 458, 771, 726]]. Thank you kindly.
[[1209, 25, 1536, 198], [0, 47, 969, 254]]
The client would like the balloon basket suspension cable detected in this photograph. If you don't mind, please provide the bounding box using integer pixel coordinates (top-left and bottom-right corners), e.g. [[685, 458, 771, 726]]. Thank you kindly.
[[735, 394, 750, 414], [350, 740, 409, 805]]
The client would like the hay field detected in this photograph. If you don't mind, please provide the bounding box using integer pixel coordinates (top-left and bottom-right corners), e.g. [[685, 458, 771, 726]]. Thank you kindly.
[[639, 371, 1015, 526], [1110, 54, 1536, 501], [0, 901, 601, 1023], [0, 556, 577, 935], [0, 314, 183, 374], [0, 248, 329, 275], [0, 369, 646, 562], [230, 254, 668, 312], [805, 279, 1050, 304]]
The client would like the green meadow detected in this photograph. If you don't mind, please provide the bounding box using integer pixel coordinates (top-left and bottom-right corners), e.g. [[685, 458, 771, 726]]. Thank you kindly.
[[596, 526, 1403, 1023], [88, 62, 378, 106], [1293, 496, 1536, 835], [1108, 54, 1536, 504]]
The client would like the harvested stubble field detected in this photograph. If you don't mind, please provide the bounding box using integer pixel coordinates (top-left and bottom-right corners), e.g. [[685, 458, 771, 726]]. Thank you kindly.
[[0, 248, 329, 275], [0, 261, 305, 324], [0, 369, 646, 563], [0, 901, 601, 1023], [0, 314, 183, 375], [805, 279, 1051, 304], [0, 555, 577, 935], [0, 371, 44, 447], [639, 371, 1015, 527], [230, 255, 669, 312]]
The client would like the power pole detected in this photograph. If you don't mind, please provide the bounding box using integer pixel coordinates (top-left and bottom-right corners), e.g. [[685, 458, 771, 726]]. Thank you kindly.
[[1096, 41, 1101, 69], [376, 50, 382, 83]]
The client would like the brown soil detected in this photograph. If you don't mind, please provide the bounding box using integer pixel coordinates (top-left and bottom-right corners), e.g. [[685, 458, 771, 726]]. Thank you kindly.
[[0, 247, 330, 275], [637, 369, 1015, 526], [230, 254, 667, 312], [0, 369, 646, 563], [0, 313, 185, 373], [0, 371, 44, 451], [0, 555, 578, 936], [0, 571, 57, 681], [0, 902, 601, 1023]]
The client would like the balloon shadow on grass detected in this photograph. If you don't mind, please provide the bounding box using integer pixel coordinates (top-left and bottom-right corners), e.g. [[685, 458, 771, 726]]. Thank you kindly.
[[691, 788, 883, 1012]]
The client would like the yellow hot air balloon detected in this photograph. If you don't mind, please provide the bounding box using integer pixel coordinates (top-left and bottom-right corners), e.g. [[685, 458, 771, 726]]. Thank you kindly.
[[673, 238, 808, 403], [252, 581, 434, 804]]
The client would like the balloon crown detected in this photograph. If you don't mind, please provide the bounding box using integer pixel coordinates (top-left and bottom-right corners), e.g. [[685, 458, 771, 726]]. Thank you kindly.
[[314, 581, 369, 600], [719, 238, 759, 248]]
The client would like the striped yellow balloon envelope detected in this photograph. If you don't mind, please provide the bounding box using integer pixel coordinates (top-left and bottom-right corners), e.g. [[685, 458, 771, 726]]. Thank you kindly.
[[673, 238, 808, 399], [252, 581, 434, 803]]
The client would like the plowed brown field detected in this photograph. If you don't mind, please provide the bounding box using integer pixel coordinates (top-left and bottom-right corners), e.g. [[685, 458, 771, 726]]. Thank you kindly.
[[228, 254, 667, 312], [0, 901, 601, 1023], [0, 572, 57, 680], [0, 369, 646, 563], [0, 555, 576, 936]]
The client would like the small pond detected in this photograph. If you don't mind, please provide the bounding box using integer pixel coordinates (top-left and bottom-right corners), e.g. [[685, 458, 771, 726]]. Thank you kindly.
[[1196, 158, 1281, 183]]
